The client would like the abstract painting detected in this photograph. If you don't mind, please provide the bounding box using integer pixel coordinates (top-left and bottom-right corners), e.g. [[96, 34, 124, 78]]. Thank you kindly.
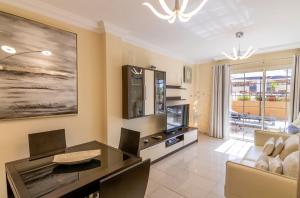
[[184, 66, 192, 84], [0, 11, 77, 120]]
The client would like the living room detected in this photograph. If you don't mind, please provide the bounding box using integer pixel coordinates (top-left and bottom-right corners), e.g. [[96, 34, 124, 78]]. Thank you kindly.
[[0, 0, 299, 198]]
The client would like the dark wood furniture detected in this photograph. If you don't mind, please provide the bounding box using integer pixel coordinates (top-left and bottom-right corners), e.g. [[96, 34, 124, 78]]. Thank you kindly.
[[166, 96, 187, 101], [166, 85, 186, 90], [28, 129, 66, 160], [6, 141, 141, 198], [119, 128, 141, 157], [122, 65, 145, 119], [99, 159, 150, 198], [122, 65, 166, 119], [154, 71, 166, 115]]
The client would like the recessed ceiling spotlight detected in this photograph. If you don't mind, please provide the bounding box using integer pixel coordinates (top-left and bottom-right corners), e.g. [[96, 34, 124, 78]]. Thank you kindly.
[[1, 45, 16, 54], [41, 50, 52, 56]]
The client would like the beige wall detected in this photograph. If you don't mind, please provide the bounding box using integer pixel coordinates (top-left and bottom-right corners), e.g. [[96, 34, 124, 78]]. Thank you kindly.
[[0, 4, 191, 195], [193, 49, 300, 134], [192, 63, 213, 133], [105, 33, 192, 147], [0, 3, 107, 197]]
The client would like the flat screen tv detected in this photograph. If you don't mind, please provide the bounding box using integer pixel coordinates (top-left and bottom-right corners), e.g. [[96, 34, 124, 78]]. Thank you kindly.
[[166, 104, 189, 133]]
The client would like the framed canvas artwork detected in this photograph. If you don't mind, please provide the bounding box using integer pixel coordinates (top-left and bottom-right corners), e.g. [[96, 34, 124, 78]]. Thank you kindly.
[[0, 11, 78, 120], [184, 66, 192, 84]]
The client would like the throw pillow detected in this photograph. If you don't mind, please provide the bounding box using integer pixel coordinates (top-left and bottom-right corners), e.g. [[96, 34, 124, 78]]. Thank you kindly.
[[283, 151, 299, 178], [263, 137, 275, 156], [287, 124, 300, 134], [279, 135, 299, 160], [255, 154, 269, 171], [269, 155, 283, 174], [272, 137, 284, 157]]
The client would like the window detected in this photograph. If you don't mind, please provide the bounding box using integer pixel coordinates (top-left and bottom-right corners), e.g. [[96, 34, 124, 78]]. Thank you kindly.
[[229, 67, 291, 141]]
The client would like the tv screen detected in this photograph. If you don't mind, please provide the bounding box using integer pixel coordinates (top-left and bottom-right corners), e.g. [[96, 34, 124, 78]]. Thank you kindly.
[[166, 104, 189, 132]]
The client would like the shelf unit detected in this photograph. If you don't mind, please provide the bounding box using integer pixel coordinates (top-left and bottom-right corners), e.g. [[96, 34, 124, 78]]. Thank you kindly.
[[166, 85, 186, 90], [166, 96, 187, 101]]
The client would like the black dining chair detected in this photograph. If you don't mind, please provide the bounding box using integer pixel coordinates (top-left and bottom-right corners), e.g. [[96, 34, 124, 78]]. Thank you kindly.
[[99, 159, 150, 198], [28, 129, 66, 160], [118, 128, 141, 157]]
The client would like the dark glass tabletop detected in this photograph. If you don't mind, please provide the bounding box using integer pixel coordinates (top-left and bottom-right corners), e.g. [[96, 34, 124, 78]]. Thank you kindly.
[[6, 141, 141, 198]]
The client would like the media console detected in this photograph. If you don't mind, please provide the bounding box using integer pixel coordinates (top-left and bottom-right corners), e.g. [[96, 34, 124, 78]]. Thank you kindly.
[[139, 127, 198, 163]]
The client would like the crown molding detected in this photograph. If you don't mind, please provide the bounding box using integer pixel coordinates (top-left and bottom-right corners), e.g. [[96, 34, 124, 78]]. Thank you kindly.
[[1, 0, 190, 62], [0, 0, 103, 33]]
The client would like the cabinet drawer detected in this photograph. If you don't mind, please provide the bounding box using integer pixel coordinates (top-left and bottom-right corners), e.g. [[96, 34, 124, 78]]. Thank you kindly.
[[184, 130, 198, 145], [140, 142, 166, 161], [166, 141, 184, 153]]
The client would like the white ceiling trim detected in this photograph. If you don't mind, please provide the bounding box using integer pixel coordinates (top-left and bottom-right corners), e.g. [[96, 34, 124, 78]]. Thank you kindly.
[[0, 0, 101, 32], [0, 0, 190, 63]]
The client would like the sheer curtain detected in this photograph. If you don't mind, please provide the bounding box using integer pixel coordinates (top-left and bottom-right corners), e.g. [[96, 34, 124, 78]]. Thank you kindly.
[[209, 64, 230, 139], [290, 55, 300, 122]]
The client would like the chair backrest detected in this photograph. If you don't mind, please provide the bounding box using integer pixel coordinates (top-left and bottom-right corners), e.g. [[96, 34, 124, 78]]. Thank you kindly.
[[119, 128, 141, 157], [28, 129, 66, 160], [99, 159, 150, 198]]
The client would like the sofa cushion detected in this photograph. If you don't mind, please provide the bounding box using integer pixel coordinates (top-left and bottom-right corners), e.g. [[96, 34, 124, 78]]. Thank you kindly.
[[269, 155, 283, 174], [243, 146, 263, 161], [272, 137, 284, 157], [255, 155, 269, 171], [263, 137, 275, 155], [279, 135, 299, 160], [283, 151, 299, 178]]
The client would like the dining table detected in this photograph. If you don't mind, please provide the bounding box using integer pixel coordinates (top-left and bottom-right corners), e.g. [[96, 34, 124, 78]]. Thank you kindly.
[[5, 141, 141, 198]]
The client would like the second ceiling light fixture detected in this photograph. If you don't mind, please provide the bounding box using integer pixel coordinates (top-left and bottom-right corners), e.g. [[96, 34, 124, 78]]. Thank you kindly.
[[143, 0, 209, 23]]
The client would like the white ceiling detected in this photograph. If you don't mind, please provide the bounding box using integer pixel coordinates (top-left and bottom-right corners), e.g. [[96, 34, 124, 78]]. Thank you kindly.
[[3, 0, 300, 63]]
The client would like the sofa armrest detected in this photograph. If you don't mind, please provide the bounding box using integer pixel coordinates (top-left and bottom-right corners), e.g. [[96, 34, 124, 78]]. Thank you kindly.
[[254, 130, 291, 146], [225, 161, 297, 198]]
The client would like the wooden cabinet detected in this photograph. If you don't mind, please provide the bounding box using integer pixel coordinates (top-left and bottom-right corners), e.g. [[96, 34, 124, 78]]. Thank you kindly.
[[123, 65, 166, 119], [140, 142, 166, 162], [144, 70, 154, 116], [184, 129, 198, 145], [154, 71, 166, 114], [140, 127, 199, 162], [122, 65, 144, 119]]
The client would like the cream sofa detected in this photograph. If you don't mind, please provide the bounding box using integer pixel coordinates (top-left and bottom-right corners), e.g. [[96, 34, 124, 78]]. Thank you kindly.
[[225, 130, 298, 198]]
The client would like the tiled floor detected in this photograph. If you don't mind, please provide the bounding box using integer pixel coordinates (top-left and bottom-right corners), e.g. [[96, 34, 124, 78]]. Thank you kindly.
[[145, 133, 252, 198]]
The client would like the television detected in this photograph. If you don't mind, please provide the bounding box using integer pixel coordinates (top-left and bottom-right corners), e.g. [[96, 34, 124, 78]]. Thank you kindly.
[[166, 104, 189, 133]]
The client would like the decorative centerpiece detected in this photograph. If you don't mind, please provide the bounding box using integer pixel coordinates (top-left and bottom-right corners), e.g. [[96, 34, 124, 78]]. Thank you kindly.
[[53, 149, 101, 165]]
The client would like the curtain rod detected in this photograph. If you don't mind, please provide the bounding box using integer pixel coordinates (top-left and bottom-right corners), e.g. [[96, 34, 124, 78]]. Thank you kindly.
[[228, 56, 295, 66]]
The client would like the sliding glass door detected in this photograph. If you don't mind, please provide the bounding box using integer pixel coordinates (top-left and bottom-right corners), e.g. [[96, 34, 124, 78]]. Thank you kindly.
[[264, 69, 291, 132], [229, 67, 291, 141]]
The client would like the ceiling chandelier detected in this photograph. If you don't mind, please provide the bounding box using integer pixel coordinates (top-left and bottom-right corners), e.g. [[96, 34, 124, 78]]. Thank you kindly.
[[222, 32, 257, 61], [143, 0, 209, 24]]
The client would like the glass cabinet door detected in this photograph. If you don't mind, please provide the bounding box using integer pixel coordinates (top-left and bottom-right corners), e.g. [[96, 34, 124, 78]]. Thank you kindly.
[[155, 71, 166, 114], [128, 66, 144, 118]]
